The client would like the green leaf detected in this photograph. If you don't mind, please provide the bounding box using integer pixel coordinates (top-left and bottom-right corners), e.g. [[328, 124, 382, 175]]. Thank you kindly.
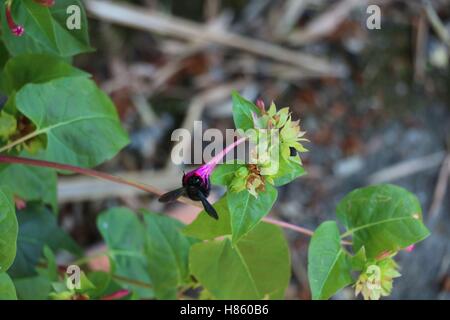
[[85, 271, 125, 299], [0, 273, 17, 299], [308, 221, 353, 300], [0, 158, 57, 212], [0, 188, 18, 272], [74, 272, 96, 294], [14, 246, 58, 300], [0, 41, 9, 71], [272, 155, 306, 186], [0, 111, 16, 139], [189, 222, 290, 299], [1, 92, 16, 114], [38, 246, 58, 282], [1, 53, 89, 94], [8, 204, 81, 278], [231, 91, 260, 131], [336, 184, 430, 258], [50, 0, 93, 55], [228, 184, 277, 244], [142, 211, 198, 299], [350, 247, 367, 271], [13, 275, 51, 300], [15, 77, 129, 167], [211, 163, 244, 186], [183, 195, 231, 240], [1, 0, 93, 57], [97, 207, 153, 298]]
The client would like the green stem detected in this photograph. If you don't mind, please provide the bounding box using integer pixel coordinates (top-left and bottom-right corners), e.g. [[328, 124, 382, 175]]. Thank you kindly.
[[341, 231, 353, 239], [0, 129, 43, 153]]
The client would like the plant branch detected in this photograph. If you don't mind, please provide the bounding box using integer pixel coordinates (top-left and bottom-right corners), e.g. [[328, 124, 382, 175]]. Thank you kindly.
[[0, 154, 337, 241], [262, 216, 314, 236], [0, 130, 43, 153], [0, 154, 198, 207]]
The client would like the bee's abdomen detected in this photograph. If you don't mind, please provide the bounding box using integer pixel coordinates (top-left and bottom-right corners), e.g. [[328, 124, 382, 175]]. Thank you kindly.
[[186, 185, 209, 201]]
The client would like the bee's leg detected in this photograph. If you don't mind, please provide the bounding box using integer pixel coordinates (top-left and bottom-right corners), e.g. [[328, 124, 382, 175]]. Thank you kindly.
[[158, 187, 185, 203], [197, 191, 218, 220]]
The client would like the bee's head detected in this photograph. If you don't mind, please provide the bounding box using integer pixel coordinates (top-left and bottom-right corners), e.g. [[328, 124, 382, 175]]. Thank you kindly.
[[187, 174, 202, 187], [182, 171, 210, 196], [183, 172, 205, 187]]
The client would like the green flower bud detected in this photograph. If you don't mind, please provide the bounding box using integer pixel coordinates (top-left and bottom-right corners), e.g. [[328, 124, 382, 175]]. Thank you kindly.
[[251, 101, 308, 162], [229, 164, 266, 197], [230, 167, 248, 193], [354, 257, 401, 300]]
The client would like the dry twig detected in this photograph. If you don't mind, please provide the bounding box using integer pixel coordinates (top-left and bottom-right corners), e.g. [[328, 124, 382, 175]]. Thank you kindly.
[[428, 153, 450, 220], [84, 0, 345, 77], [367, 151, 446, 184], [286, 0, 368, 45], [424, 0, 450, 47]]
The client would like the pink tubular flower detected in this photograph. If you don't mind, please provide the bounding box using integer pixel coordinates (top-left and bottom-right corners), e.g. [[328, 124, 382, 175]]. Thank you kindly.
[[100, 290, 130, 300], [33, 0, 55, 7], [404, 244, 415, 253], [159, 136, 247, 220], [182, 136, 247, 189], [6, 3, 24, 36]]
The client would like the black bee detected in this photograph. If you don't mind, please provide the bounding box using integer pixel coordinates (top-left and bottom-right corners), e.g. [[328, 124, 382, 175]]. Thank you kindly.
[[159, 137, 246, 220], [158, 170, 218, 220]]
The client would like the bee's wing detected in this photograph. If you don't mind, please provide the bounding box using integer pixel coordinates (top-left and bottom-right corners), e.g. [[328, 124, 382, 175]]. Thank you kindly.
[[197, 191, 219, 220], [158, 187, 185, 203]]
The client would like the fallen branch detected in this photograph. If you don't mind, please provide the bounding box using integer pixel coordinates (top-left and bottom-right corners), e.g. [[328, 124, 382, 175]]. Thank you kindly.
[[367, 151, 445, 184], [428, 153, 450, 220], [424, 0, 450, 47], [286, 0, 368, 44], [84, 0, 345, 77]]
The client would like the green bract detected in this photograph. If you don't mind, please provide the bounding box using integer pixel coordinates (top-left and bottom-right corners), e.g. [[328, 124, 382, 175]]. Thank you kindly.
[[354, 253, 401, 300]]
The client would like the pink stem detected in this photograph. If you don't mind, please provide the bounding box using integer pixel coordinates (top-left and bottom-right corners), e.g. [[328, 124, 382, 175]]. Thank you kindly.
[[0, 155, 165, 197], [0, 154, 340, 242]]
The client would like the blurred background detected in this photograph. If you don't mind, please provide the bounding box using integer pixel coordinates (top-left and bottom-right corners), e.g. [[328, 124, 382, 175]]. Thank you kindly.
[[59, 0, 450, 299]]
